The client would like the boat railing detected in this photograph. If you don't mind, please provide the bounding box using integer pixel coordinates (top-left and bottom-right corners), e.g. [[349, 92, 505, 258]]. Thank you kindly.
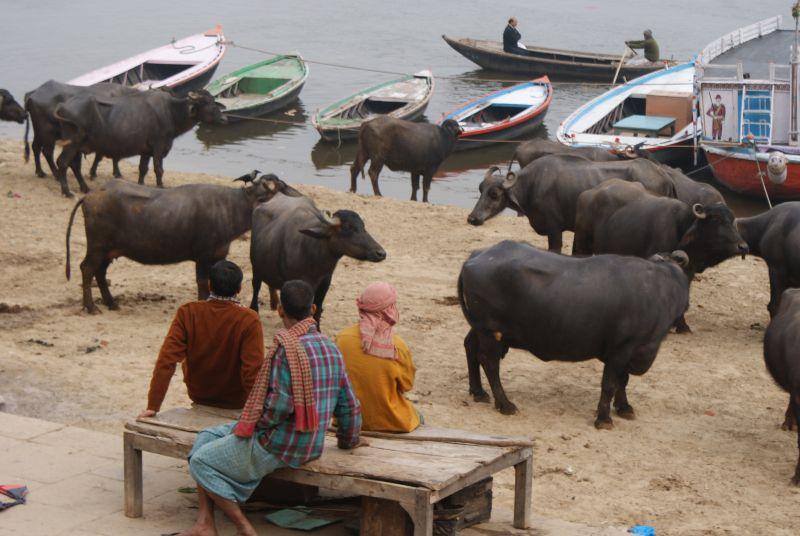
[[697, 15, 782, 65], [697, 62, 790, 83]]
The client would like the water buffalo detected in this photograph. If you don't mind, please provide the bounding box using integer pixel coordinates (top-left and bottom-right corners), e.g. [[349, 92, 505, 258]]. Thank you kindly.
[[573, 179, 748, 331], [0, 89, 25, 123], [512, 139, 619, 169], [737, 202, 800, 318], [458, 240, 690, 428], [763, 288, 800, 484], [65, 173, 297, 314], [54, 89, 225, 196], [249, 192, 386, 323], [350, 116, 461, 202], [467, 155, 677, 252], [23, 80, 138, 182]]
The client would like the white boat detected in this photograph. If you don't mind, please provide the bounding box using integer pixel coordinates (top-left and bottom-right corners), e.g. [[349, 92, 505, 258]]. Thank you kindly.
[[68, 26, 226, 94], [556, 61, 696, 167]]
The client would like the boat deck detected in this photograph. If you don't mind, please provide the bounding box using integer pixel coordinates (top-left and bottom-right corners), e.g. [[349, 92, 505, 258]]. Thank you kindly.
[[709, 29, 793, 79]]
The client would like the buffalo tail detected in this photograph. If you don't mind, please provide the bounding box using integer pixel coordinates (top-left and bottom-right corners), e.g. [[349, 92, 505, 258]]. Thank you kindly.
[[23, 113, 30, 163], [65, 198, 85, 280]]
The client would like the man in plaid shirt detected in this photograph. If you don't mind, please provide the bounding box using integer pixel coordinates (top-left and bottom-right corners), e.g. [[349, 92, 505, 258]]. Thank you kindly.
[[178, 280, 362, 536]]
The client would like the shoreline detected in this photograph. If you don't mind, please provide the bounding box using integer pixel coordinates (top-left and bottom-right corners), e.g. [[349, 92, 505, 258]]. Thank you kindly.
[[0, 137, 796, 534]]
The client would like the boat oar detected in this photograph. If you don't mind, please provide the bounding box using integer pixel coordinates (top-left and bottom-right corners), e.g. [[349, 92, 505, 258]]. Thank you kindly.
[[612, 46, 631, 85]]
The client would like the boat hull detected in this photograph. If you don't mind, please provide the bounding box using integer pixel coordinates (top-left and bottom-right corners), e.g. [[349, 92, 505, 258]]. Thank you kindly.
[[704, 146, 800, 200], [443, 35, 668, 81], [171, 64, 220, 95], [222, 81, 306, 122], [316, 101, 430, 142], [455, 109, 548, 151]]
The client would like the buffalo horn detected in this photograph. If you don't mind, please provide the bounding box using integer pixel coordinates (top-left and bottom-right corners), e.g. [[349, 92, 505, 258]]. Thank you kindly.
[[502, 172, 518, 190], [670, 250, 690, 267], [484, 166, 501, 180], [692, 203, 707, 219], [320, 210, 341, 228]]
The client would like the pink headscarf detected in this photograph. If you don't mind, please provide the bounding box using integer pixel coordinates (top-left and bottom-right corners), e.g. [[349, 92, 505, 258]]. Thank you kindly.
[[357, 282, 399, 360]]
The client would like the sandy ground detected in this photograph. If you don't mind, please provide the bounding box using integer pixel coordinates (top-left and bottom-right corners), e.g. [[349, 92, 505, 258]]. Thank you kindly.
[[0, 138, 798, 535]]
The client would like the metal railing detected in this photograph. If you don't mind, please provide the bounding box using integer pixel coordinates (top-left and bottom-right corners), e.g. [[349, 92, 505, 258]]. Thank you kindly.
[[697, 16, 783, 65]]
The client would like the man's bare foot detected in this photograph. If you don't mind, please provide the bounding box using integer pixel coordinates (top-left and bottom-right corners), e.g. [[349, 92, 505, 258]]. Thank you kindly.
[[175, 523, 218, 536]]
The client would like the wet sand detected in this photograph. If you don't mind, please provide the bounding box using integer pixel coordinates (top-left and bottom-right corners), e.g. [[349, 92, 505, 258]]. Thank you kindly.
[[0, 138, 797, 535]]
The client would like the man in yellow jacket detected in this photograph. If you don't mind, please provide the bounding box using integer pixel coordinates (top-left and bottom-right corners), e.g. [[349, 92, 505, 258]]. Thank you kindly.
[[336, 282, 421, 433]]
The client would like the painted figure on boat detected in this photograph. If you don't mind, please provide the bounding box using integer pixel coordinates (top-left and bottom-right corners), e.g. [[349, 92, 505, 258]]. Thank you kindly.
[[625, 29, 660, 63], [503, 17, 526, 55], [706, 94, 726, 140]]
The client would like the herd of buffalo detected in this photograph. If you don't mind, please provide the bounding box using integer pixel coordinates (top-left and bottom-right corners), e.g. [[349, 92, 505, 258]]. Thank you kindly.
[[1, 81, 800, 485]]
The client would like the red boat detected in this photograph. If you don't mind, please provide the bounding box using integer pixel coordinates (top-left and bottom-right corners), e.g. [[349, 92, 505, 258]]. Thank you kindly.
[[440, 76, 552, 151]]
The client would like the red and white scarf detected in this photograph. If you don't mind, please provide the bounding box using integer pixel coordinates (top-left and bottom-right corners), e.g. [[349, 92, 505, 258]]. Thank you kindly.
[[356, 282, 399, 360], [233, 317, 319, 437]]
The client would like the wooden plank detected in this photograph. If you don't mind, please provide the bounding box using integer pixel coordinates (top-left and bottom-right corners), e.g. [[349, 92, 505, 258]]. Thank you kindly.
[[513, 457, 533, 529], [358, 427, 533, 448], [431, 448, 532, 502], [123, 432, 143, 518], [363, 439, 509, 463], [361, 497, 412, 536], [128, 431, 191, 459], [412, 489, 434, 536], [270, 469, 420, 505]]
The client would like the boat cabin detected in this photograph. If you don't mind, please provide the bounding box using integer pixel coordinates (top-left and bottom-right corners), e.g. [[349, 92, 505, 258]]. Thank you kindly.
[[696, 16, 792, 146]]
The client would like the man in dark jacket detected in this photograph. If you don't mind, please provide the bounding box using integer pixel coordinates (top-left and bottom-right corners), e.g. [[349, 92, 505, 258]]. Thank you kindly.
[[503, 17, 526, 55], [625, 29, 660, 62]]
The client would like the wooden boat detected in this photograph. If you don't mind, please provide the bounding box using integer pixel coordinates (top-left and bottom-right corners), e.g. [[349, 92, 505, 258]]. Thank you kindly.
[[206, 55, 308, 121], [442, 35, 673, 81], [442, 77, 552, 151], [695, 15, 800, 200], [68, 26, 226, 94], [556, 61, 696, 168], [312, 70, 434, 142]]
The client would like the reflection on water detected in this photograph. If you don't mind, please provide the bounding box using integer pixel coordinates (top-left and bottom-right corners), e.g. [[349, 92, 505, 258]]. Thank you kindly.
[[0, 0, 787, 213]]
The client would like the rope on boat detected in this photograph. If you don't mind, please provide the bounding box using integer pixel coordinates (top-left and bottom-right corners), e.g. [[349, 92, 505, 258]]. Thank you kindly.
[[224, 41, 692, 88], [749, 141, 773, 208]]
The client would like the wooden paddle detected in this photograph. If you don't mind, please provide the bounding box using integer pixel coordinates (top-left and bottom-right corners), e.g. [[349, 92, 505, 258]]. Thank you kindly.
[[612, 46, 632, 85]]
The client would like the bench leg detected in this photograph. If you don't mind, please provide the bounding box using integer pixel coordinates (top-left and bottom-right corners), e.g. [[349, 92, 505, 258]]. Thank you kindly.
[[412, 491, 433, 536], [124, 432, 143, 518], [513, 456, 532, 529]]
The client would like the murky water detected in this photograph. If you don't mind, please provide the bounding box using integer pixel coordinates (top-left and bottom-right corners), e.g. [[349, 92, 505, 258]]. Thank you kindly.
[[1, 0, 787, 212]]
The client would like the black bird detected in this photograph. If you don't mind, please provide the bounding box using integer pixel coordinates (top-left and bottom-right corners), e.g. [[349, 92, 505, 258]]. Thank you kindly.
[[234, 169, 261, 183]]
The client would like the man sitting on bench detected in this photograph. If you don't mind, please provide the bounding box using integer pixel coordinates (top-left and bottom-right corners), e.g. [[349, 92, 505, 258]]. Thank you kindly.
[[175, 280, 363, 536], [138, 260, 264, 419]]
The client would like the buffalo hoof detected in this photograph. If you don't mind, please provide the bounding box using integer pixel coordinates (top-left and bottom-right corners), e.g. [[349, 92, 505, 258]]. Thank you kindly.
[[615, 405, 636, 420], [113, 173, 123, 179], [35, 170, 46, 178], [86, 307, 102, 316], [471, 391, 490, 404], [497, 401, 518, 415], [89, 173, 97, 180], [62, 191, 75, 199], [594, 417, 614, 430], [792, 473, 800, 486], [107, 303, 120, 311], [781, 418, 796, 431], [80, 186, 90, 194]]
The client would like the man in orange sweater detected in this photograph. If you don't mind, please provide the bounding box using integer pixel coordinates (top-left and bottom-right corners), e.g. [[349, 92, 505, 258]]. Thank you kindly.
[[138, 261, 264, 418], [336, 281, 421, 433]]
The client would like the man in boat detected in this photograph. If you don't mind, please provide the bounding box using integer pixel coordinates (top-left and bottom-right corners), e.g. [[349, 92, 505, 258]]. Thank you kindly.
[[625, 29, 660, 63], [336, 282, 421, 433], [503, 17, 527, 55], [706, 94, 726, 140], [177, 280, 362, 536], [138, 260, 264, 419]]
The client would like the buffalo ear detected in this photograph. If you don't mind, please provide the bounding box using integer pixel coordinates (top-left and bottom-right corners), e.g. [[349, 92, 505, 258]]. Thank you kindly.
[[502, 172, 518, 190], [670, 250, 690, 267], [692, 203, 707, 219], [299, 224, 332, 240], [266, 180, 277, 192]]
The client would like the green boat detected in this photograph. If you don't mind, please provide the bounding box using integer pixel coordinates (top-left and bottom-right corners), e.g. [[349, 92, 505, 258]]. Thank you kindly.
[[312, 70, 434, 142], [206, 54, 308, 121]]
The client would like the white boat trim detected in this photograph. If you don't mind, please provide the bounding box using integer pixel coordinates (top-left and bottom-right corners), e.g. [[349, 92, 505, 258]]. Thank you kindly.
[[68, 27, 226, 90], [556, 62, 695, 152], [697, 16, 782, 65]]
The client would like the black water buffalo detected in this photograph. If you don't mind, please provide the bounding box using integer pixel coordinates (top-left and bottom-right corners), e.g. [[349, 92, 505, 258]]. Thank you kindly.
[[24, 80, 138, 182], [467, 155, 677, 252], [65, 173, 297, 314], [458, 240, 690, 428], [249, 192, 386, 323], [763, 288, 800, 484], [573, 179, 748, 331], [737, 202, 800, 318], [512, 138, 619, 169], [0, 89, 25, 123], [54, 89, 225, 196], [350, 116, 461, 202]]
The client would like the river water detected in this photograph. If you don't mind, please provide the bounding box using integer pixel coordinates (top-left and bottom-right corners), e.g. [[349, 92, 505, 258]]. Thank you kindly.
[[1, 0, 790, 212]]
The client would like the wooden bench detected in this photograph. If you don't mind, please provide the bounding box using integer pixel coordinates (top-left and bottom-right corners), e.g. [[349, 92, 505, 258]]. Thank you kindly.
[[124, 406, 533, 536]]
